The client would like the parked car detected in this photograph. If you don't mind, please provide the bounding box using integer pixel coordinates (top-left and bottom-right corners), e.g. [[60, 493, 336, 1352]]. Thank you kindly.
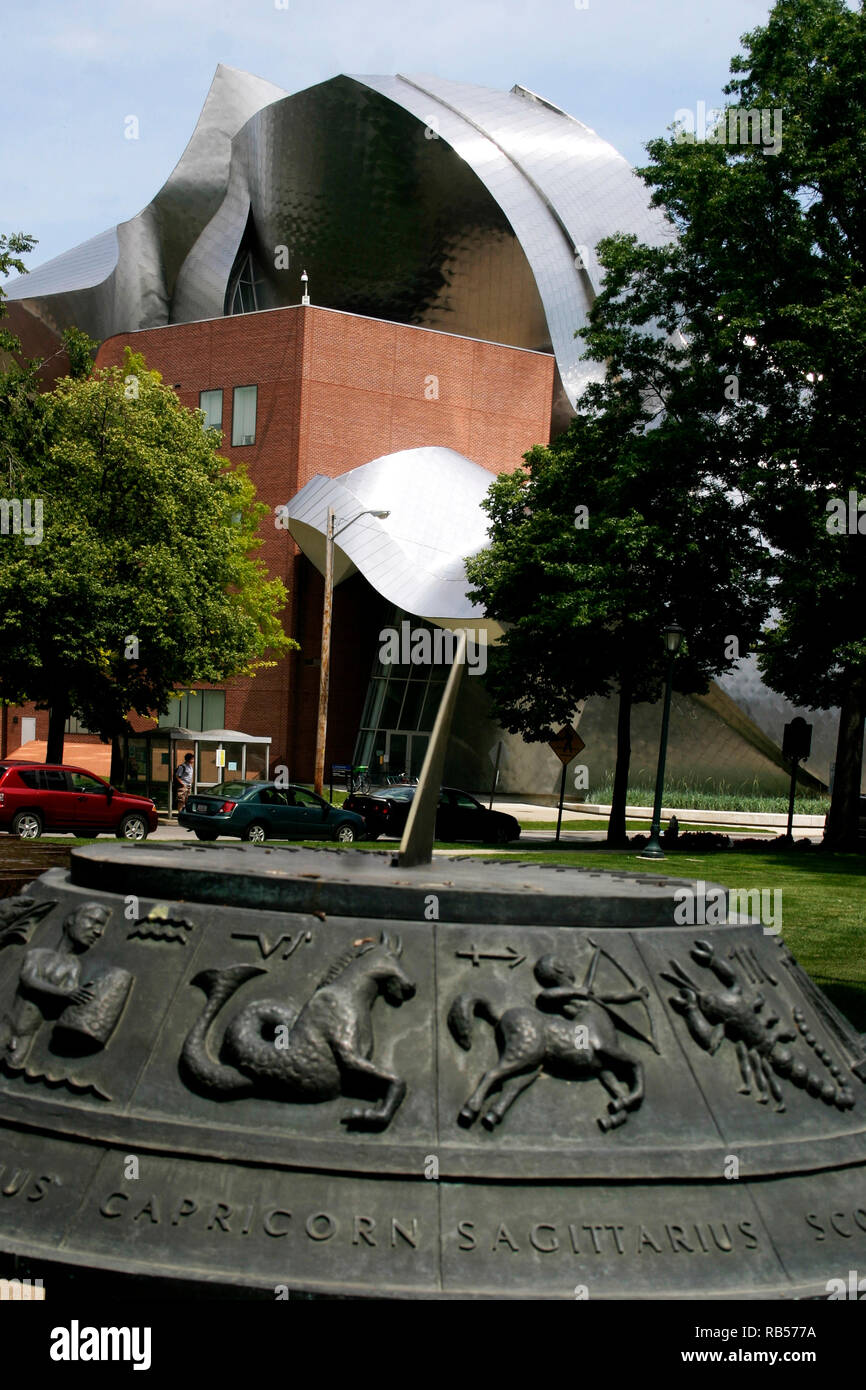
[[178, 781, 367, 844], [0, 762, 158, 840], [343, 785, 521, 844]]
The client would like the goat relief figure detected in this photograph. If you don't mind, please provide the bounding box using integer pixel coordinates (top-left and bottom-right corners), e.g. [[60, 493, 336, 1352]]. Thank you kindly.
[[449, 944, 658, 1133], [181, 932, 416, 1130]]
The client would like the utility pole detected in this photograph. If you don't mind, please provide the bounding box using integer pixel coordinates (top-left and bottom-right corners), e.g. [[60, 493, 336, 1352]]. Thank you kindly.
[[314, 507, 336, 797], [313, 505, 390, 797]]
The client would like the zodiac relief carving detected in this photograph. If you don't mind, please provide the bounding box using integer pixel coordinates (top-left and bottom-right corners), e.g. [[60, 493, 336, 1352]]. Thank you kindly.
[[127, 904, 196, 944], [662, 940, 855, 1112], [449, 942, 658, 1133], [181, 932, 416, 1130], [0, 902, 132, 1096]]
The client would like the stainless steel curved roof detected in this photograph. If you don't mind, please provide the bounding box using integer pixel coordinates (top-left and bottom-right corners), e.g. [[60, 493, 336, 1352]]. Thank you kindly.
[[354, 74, 673, 405], [6, 68, 672, 410], [4, 64, 288, 339], [287, 446, 501, 633]]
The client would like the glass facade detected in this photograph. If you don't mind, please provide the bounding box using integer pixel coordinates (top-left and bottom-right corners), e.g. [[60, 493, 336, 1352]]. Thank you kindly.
[[158, 690, 226, 731], [353, 613, 449, 781]]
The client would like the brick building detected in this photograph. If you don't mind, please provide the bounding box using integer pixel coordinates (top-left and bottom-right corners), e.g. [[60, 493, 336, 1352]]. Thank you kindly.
[[2, 304, 554, 789]]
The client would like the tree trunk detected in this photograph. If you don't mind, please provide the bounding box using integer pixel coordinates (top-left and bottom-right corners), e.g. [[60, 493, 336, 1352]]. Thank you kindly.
[[46, 699, 68, 765], [110, 734, 125, 787], [824, 676, 866, 850], [607, 679, 632, 847]]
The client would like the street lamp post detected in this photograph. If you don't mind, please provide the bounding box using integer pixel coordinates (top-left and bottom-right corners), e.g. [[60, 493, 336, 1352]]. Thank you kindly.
[[314, 506, 390, 797], [640, 623, 685, 860]]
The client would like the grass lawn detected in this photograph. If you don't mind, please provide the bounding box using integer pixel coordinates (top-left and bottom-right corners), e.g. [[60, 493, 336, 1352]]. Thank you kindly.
[[518, 819, 768, 834]]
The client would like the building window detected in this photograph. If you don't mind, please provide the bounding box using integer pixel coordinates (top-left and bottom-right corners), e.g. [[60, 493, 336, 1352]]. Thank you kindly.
[[353, 612, 449, 779], [228, 251, 263, 315], [232, 386, 257, 446], [64, 714, 94, 734], [158, 690, 226, 732], [199, 389, 223, 431]]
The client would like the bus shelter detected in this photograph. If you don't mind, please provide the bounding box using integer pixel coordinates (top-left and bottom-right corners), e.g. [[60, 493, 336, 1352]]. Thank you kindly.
[[121, 727, 272, 812]]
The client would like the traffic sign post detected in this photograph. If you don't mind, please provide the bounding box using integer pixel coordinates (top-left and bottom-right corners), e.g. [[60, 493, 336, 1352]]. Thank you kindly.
[[782, 718, 812, 843], [548, 726, 586, 843]]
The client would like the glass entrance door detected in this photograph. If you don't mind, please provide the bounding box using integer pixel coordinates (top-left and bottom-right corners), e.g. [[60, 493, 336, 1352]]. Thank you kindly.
[[409, 736, 428, 780], [384, 732, 408, 780], [384, 732, 429, 781]]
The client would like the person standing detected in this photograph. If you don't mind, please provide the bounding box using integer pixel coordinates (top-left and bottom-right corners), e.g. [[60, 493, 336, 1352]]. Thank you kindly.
[[174, 752, 194, 814]]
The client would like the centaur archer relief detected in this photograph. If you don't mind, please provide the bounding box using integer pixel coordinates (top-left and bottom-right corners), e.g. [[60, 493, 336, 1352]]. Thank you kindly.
[[449, 942, 658, 1132]]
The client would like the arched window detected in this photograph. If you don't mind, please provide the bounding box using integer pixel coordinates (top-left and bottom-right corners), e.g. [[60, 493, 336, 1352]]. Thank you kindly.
[[227, 251, 264, 315]]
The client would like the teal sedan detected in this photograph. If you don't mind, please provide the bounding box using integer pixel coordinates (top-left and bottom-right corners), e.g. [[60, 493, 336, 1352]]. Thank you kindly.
[[178, 781, 366, 844]]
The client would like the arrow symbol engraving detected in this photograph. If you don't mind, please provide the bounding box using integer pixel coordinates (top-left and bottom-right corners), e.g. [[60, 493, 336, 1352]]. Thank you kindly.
[[456, 944, 526, 969]]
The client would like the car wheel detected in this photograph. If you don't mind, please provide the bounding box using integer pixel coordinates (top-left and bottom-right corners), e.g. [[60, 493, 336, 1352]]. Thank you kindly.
[[243, 822, 268, 844], [334, 823, 357, 843], [493, 825, 512, 845], [117, 813, 149, 841], [12, 810, 43, 840], [195, 829, 218, 841]]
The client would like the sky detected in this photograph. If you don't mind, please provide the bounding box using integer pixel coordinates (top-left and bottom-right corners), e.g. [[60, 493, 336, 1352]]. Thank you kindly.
[[1, 0, 777, 278]]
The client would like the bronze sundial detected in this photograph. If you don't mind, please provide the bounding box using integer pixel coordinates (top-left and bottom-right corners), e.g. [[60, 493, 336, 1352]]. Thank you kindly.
[[0, 843, 864, 1298]]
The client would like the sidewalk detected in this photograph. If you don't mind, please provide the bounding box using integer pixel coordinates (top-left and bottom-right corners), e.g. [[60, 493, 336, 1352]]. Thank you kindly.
[[487, 799, 821, 840]]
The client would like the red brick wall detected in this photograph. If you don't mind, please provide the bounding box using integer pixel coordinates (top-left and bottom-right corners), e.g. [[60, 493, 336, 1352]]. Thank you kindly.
[[85, 307, 554, 779]]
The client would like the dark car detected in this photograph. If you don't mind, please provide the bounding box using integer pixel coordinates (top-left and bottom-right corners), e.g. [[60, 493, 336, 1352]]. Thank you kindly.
[[343, 785, 521, 844], [178, 781, 366, 844], [0, 762, 158, 840]]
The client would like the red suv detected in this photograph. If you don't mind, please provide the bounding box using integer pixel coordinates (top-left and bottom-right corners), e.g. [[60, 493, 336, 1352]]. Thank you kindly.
[[0, 763, 159, 840]]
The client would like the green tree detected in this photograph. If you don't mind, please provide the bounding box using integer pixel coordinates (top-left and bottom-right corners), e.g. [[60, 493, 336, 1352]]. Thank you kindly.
[[599, 0, 866, 846], [61, 326, 98, 380], [472, 0, 866, 845], [466, 386, 768, 845], [0, 348, 294, 765], [0, 232, 37, 354]]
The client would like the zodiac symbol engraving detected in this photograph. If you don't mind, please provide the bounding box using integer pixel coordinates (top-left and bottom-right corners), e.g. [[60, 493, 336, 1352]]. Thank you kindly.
[[662, 940, 855, 1112], [181, 931, 416, 1130], [449, 943, 658, 1133], [128, 904, 196, 944], [230, 930, 313, 961]]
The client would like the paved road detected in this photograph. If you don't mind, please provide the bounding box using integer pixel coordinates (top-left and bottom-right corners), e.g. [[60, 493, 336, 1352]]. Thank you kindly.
[[32, 821, 798, 848]]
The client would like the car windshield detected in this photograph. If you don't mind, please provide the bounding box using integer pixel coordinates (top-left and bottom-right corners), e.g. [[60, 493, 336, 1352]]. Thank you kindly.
[[205, 782, 255, 799]]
